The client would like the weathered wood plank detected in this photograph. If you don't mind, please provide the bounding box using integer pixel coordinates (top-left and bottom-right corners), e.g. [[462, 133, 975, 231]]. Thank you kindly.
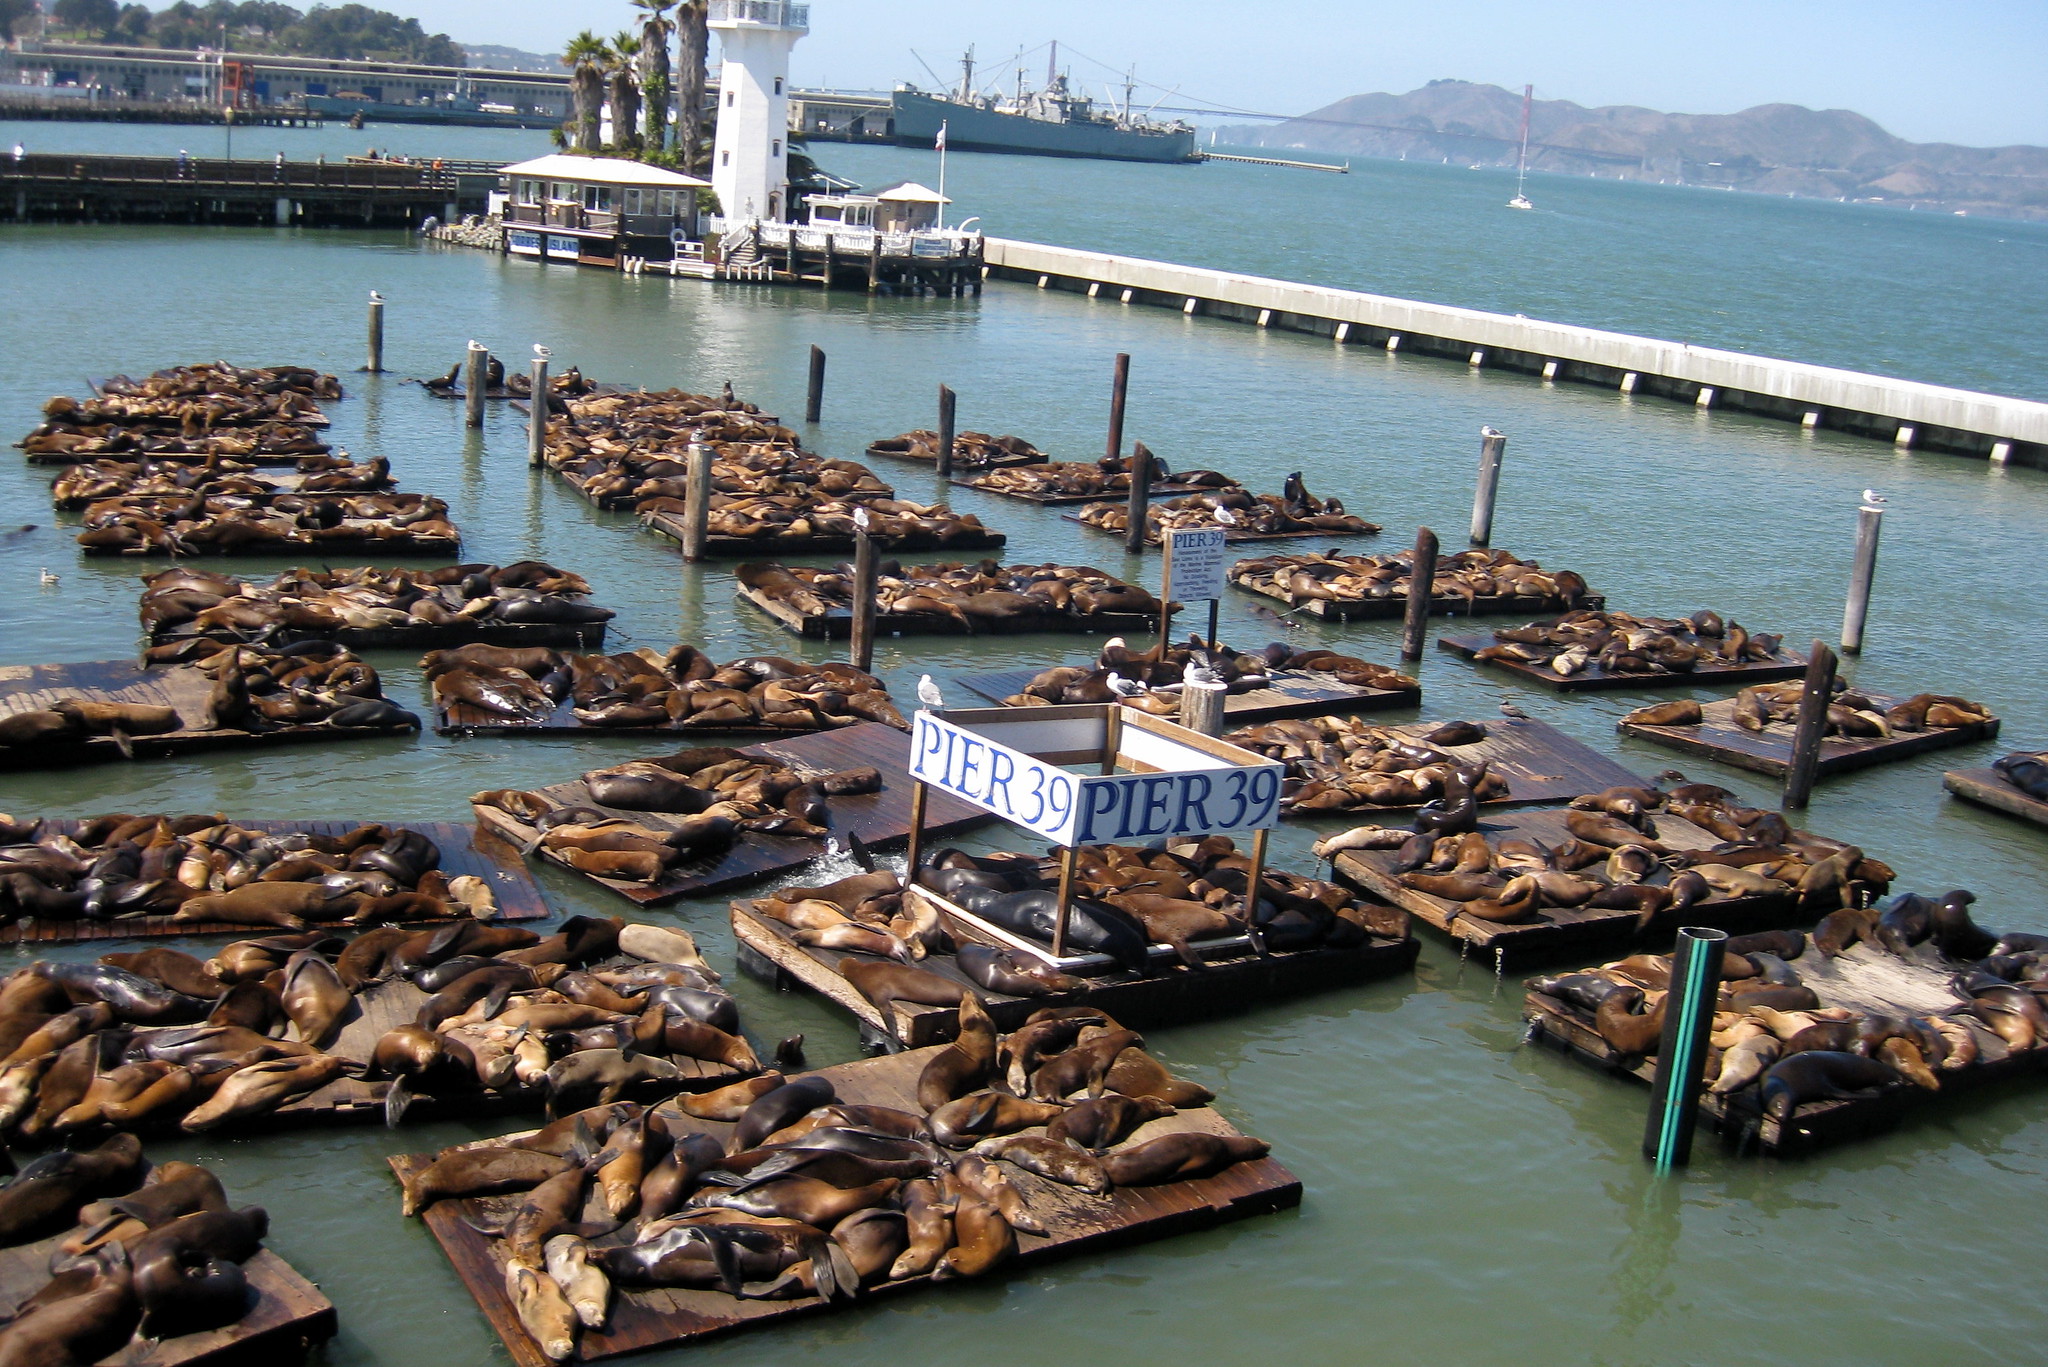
[[1619, 692, 2001, 779], [1944, 760, 2048, 829], [1437, 631, 1808, 692], [734, 582, 1170, 641], [643, 510, 1005, 557], [954, 666, 1420, 724]]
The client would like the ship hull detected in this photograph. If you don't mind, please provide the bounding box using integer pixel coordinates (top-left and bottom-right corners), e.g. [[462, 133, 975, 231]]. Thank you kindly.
[[300, 95, 558, 130], [891, 91, 1195, 164]]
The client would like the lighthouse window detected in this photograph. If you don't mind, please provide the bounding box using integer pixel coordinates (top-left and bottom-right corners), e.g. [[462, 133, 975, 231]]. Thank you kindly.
[[774, 77, 782, 94], [726, 90, 734, 107], [772, 139, 781, 156], [722, 150, 731, 166]]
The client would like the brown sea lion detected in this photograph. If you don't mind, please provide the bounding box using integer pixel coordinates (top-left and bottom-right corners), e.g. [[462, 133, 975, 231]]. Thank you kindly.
[[1102, 1131, 1271, 1185], [930, 1193, 1016, 1280], [970, 1135, 1110, 1193], [926, 1092, 1067, 1149], [96, 949, 225, 1001], [279, 948, 352, 1047], [672, 1072, 787, 1121], [916, 996, 999, 1111], [1046, 1094, 1175, 1153], [1103, 1049, 1214, 1108], [837, 959, 967, 1038]]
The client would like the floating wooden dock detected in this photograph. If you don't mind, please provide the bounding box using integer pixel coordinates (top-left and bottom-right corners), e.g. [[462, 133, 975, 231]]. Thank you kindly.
[[1231, 576, 1604, 621], [1618, 692, 2001, 779], [948, 474, 1234, 507], [435, 692, 901, 739], [643, 510, 1004, 556], [0, 820, 546, 945], [80, 530, 461, 559], [864, 438, 1043, 469], [0, 658, 418, 771], [1332, 806, 1800, 962], [954, 666, 1420, 724], [389, 1047, 1300, 1367], [0, 1205, 335, 1367], [470, 724, 993, 906], [155, 618, 607, 652], [1062, 510, 1373, 548], [1436, 633, 1808, 692], [736, 582, 1169, 641], [735, 899, 1416, 1051], [22, 442, 330, 467], [1943, 758, 2048, 829], [1524, 941, 2048, 1154], [1241, 717, 1650, 817]]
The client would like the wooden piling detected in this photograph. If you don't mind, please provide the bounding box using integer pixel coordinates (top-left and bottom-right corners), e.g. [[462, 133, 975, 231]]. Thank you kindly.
[[365, 292, 384, 373], [1781, 639, 1838, 810], [849, 528, 877, 672], [1841, 504, 1883, 655], [1106, 352, 1130, 464], [462, 342, 486, 429], [936, 384, 957, 478], [805, 344, 825, 423], [679, 440, 713, 562], [1181, 680, 1227, 736], [1401, 526, 1438, 660], [821, 233, 834, 290], [526, 356, 547, 469], [1470, 427, 1506, 547]]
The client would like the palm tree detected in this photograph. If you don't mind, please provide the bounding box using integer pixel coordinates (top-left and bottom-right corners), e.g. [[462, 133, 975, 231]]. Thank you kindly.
[[562, 30, 607, 154], [607, 32, 644, 154], [675, 0, 709, 175], [632, 0, 675, 156]]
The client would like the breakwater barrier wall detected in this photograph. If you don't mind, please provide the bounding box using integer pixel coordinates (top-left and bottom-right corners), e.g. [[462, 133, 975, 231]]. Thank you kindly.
[[983, 238, 2048, 468]]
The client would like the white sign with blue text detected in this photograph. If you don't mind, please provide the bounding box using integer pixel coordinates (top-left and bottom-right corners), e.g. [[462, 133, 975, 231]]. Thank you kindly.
[[1165, 527, 1229, 601], [909, 711, 1283, 847]]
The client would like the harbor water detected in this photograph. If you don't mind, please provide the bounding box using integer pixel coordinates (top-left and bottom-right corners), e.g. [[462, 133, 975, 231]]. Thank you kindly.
[[2, 124, 2047, 1367]]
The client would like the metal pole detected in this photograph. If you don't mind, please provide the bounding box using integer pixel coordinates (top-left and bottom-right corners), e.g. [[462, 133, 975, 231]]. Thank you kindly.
[[1841, 504, 1883, 654], [849, 529, 877, 672], [462, 341, 487, 429], [936, 384, 956, 478], [903, 779, 929, 882], [1401, 526, 1439, 660], [805, 344, 825, 423], [1781, 639, 1838, 811], [1124, 438, 1153, 555], [1050, 841, 1080, 958], [365, 292, 384, 373], [680, 440, 713, 562], [1470, 426, 1506, 547], [1206, 598, 1220, 652], [526, 355, 548, 469], [1642, 926, 1728, 1170]]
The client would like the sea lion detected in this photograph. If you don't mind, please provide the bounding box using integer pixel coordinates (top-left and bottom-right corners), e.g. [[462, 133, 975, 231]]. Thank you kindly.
[[916, 997, 999, 1111], [930, 1193, 1016, 1280], [278, 948, 352, 1047], [1759, 1051, 1900, 1121], [1594, 989, 1666, 1056], [134, 1246, 249, 1339], [0, 1135, 144, 1244], [730, 1076, 837, 1153], [836, 959, 967, 1037], [1046, 1094, 1174, 1152], [673, 1072, 787, 1121], [545, 1234, 611, 1331], [0, 1247, 140, 1367], [1103, 1048, 1214, 1107], [173, 881, 357, 930], [1030, 1029, 1146, 1101], [180, 1054, 347, 1131], [971, 1135, 1110, 1193], [1623, 699, 1703, 726], [507, 1261, 579, 1362], [542, 1050, 682, 1119], [1710, 1034, 1783, 1094], [616, 924, 714, 972], [692, 1176, 900, 1225], [1101, 1131, 1270, 1185], [926, 1092, 1067, 1149], [95, 949, 225, 1001]]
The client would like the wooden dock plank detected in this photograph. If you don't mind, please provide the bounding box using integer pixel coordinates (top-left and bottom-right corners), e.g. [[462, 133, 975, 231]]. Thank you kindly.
[[954, 665, 1420, 724], [0, 658, 420, 771], [1332, 807, 1802, 963], [734, 582, 1169, 641], [389, 1046, 1300, 1367], [1618, 692, 2002, 779], [642, 510, 1005, 557], [0, 820, 545, 945], [1061, 509, 1373, 548], [1437, 632, 1808, 692], [1944, 759, 2048, 829], [1231, 574, 1604, 620], [471, 723, 993, 906]]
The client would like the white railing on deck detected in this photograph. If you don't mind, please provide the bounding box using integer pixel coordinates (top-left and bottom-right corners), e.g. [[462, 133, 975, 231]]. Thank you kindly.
[[707, 0, 808, 30]]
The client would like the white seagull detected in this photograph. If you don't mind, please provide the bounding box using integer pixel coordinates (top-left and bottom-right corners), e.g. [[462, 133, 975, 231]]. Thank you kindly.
[[534, 343, 552, 360], [1105, 671, 1148, 698], [1862, 488, 1887, 505], [38, 567, 57, 586], [369, 290, 383, 303], [853, 505, 872, 533], [1213, 505, 1239, 527], [1183, 654, 1225, 688], [1499, 696, 1531, 720], [917, 674, 944, 710], [1481, 424, 1505, 439]]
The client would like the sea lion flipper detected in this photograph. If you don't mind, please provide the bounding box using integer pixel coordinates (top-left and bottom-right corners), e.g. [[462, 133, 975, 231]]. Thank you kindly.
[[384, 1074, 415, 1129]]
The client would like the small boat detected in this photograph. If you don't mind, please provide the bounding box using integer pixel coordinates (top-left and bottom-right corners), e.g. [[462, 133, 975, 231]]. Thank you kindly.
[[1507, 83, 1534, 210]]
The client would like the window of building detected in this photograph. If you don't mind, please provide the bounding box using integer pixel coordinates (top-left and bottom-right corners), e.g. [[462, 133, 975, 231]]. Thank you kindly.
[[517, 179, 541, 206], [774, 77, 782, 94], [549, 181, 577, 203], [772, 139, 781, 157], [658, 189, 677, 217], [583, 183, 613, 212], [721, 150, 730, 166], [726, 90, 734, 106]]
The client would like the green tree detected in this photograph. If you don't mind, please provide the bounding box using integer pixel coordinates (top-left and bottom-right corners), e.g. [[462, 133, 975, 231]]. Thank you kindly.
[[113, 3, 153, 40], [54, 0, 120, 36], [632, 0, 674, 155], [562, 30, 607, 154]]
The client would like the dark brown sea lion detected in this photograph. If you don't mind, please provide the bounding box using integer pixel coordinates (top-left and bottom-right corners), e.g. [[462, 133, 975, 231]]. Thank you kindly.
[[0, 1134, 144, 1244], [95, 949, 225, 1001], [693, 1176, 900, 1225], [1103, 1049, 1214, 1108], [1101, 1131, 1271, 1185], [730, 1076, 837, 1153], [954, 943, 1084, 998], [1046, 1094, 1174, 1152], [916, 996, 998, 1111], [1623, 699, 1703, 726], [837, 959, 967, 1037], [930, 1193, 1016, 1280], [1029, 1029, 1146, 1101], [1759, 1051, 1899, 1121], [0, 1248, 139, 1367], [926, 1092, 1067, 1149], [1594, 989, 1666, 1056], [542, 1051, 682, 1119], [278, 948, 351, 1048]]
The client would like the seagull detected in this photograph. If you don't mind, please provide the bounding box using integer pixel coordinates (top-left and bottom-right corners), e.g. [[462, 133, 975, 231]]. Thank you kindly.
[[534, 344, 552, 360], [1481, 424, 1505, 439], [1105, 671, 1148, 698], [1213, 505, 1239, 527], [917, 674, 944, 710], [368, 290, 383, 303], [852, 505, 871, 533], [1499, 696, 1531, 720], [1862, 489, 1887, 505], [1183, 654, 1225, 688], [38, 567, 57, 586]]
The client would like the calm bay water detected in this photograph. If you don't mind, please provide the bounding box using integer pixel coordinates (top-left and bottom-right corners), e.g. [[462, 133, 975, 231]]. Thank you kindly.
[[1, 121, 2046, 1367]]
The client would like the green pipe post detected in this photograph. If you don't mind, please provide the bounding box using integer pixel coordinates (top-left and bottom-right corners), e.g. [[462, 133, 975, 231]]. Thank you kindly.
[[1643, 925, 1727, 1171]]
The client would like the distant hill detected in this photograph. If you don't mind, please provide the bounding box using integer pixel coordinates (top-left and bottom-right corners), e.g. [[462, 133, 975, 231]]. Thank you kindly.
[[463, 44, 562, 75], [1221, 80, 2048, 221]]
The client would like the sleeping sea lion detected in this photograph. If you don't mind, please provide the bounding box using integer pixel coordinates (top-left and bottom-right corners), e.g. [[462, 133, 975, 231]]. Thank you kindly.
[[1102, 1131, 1270, 1185]]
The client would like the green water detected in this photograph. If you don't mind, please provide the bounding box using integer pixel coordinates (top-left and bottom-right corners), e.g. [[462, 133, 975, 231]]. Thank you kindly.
[[2, 133, 2047, 1367]]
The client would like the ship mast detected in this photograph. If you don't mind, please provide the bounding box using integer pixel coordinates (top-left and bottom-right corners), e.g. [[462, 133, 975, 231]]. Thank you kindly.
[[1047, 40, 1057, 93], [1509, 83, 1534, 208], [957, 46, 975, 103]]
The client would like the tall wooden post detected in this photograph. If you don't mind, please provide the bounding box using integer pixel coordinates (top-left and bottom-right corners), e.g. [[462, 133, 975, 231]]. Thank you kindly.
[[365, 292, 384, 373], [1051, 841, 1082, 958], [1401, 526, 1439, 659], [903, 780, 929, 883], [935, 384, 956, 478], [526, 355, 548, 468], [849, 529, 878, 672], [1470, 426, 1506, 547], [820, 233, 834, 291], [1781, 639, 1837, 810], [462, 342, 487, 428], [1244, 827, 1271, 926], [1841, 504, 1883, 654], [1106, 352, 1130, 463], [1124, 439, 1153, 555], [1642, 926, 1727, 1170], [805, 345, 825, 423], [680, 440, 713, 562]]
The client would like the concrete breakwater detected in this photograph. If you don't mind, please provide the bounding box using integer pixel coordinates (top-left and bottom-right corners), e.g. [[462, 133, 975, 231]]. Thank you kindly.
[[984, 237, 2048, 466]]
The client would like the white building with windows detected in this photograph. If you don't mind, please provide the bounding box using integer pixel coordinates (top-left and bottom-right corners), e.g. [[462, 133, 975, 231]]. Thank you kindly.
[[499, 154, 709, 266], [707, 0, 808, 222]]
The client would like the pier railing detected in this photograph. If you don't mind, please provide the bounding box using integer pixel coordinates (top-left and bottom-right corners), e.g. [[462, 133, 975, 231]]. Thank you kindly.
[[748, 219, 982, 259], [2, 152, 457, 193]]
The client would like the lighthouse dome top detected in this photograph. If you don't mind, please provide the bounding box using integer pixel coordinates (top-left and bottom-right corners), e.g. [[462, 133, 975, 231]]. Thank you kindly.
[[708, 0, 808, 31]]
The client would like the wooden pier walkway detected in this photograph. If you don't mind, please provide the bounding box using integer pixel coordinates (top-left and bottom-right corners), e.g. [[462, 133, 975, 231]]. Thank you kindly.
[[1618, 692, 2001, 779], [2, 153, 473, 227]]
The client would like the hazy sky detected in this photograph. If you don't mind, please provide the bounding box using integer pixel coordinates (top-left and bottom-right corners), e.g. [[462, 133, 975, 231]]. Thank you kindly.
[[416, 0, 2047, 148]]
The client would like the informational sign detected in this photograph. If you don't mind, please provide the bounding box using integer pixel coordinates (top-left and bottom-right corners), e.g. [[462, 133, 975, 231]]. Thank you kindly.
[[910, 710, 1282, 846], [506, 230, 542, 256], [545, 234, 581, 260], [1165, 527, 1229, 602]]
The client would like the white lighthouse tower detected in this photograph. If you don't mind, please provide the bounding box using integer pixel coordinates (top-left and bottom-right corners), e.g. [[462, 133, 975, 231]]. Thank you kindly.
[[708, 0, 808, 224]]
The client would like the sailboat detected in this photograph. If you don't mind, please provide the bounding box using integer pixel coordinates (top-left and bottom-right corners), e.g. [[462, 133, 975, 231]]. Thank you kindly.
[[1507, 83, 1534, 210]]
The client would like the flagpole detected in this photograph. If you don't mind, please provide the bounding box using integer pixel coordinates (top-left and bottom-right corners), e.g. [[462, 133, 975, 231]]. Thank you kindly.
[[937, 119, 948, 229]]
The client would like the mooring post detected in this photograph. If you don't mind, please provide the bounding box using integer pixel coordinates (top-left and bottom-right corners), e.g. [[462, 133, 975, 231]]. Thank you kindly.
[[680, 439, 713, 562], [1470, 426, 1506, 547], [1642, 926, 1728, 1170], [805, 344, 825, 423], [849, 528, 877, 673], [526, 353, 549, 469], [1841, 503, 1884, 654], [462, 341, 487, 429], [1401, 526, 1439, 660], [365, 290, 384, 373], [1106, 352, 1130, 463], [1181, 680, 1227, 737], [1782, 639, 1838, 810], [1125, 439, 1155, 555], [935, 384, 956, 479]]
